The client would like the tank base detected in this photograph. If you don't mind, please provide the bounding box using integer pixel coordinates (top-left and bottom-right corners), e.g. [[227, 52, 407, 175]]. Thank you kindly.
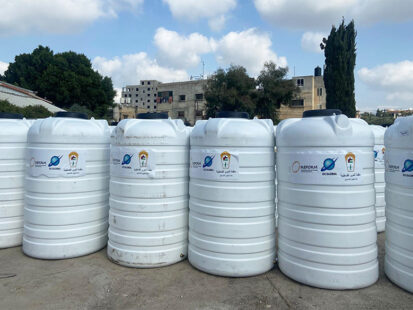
[[278, 254, 379, 290], [188, 246, 275, 277], [385, 256, 413, 293], [0, 233, 22, 249], [22, 234, 107, 260], [107, 242, 187, 268]]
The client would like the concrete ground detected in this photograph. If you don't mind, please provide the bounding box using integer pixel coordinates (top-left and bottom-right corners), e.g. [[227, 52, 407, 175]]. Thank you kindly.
[[0, 233, 412, 310]]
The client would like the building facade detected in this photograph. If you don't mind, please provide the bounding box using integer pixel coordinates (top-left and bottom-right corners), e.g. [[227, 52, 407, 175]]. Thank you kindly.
[[118, 79, 207, 125], [277, 69, 326, 120], [116, 68, 326, 124]]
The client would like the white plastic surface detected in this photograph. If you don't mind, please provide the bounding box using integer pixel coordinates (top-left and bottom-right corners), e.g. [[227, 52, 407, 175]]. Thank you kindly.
[[23, 117, 110, 259], [107, 118, 189, 267], [371, 125, 386, 232], [0, 118, 31, 248], [188, 117, 276, 277], [384, 116, 413, 293], [276, 114, 378, 289]]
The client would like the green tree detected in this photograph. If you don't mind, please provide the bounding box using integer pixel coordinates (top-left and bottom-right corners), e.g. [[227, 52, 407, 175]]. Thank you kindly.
[[0, 100, 53, 118], [2, 46, 115, 119], [204, 65, 256, 118], [321, 20, 357, 117], [254, 62, 296, 122]]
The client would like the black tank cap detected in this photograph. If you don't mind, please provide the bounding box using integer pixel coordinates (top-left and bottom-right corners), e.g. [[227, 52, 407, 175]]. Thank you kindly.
[[137, 112, 168, 119], [0, 112, 24, 119], [110, 121, 118, 126], [303, 109, 342, 118], [215, 111, 249, 119], [54, 111, 88, 119]]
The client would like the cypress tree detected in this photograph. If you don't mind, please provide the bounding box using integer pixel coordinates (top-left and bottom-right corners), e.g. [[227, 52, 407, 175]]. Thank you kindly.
[[321, 20, 357, 117]]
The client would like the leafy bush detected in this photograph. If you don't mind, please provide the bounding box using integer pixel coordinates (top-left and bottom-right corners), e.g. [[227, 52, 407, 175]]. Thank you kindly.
[[0, 100, 53, 119]]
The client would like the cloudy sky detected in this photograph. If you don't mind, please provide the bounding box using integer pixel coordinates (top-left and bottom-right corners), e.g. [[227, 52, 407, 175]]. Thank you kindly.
[[0, 0, 413, 111]]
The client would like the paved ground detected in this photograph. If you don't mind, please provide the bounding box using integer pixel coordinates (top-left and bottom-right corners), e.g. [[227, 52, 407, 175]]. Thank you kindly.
[[0, 233, 412, 310]]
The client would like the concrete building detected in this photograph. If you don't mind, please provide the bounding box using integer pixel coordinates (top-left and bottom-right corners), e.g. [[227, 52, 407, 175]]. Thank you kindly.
[[118, 79, 207, 125], [0, 81, 63, 113], [116, 67, 326, 124], [277, 67, 326, 120]]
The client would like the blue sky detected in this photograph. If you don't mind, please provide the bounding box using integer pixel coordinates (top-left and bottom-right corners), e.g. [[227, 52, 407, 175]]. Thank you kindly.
[[1, 0, 413, 112]]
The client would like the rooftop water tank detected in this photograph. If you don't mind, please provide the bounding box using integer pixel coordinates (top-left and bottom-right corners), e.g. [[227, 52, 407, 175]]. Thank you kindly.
[[277, 109, 378, 289], [189, 112, 276, 277], [0, 113, 31, 248], [384, 116, 413, 293], [107, 113, 189, 267], [371, 125, 387, 232], [23, 112, 110, 259]]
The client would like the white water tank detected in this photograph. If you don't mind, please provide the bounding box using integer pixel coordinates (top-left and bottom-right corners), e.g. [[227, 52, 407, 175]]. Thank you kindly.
[[108, 113, 189, 267], [274, 125, 278, 228], [189, 112, 276, 277], [371, 125, 386, 232], [0, 113, 31, 248], [277, 109, 378, 289], [23, 112, 110, 259], [384, 116, 413, 293]]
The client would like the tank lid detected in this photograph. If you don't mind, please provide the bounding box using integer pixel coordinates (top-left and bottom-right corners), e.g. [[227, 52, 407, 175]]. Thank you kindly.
[[0, 112, 24, 119], [215, 111, 249, 119], [302, 109, 342, 118], [54, 111, 88, 119], [137, 112, 168, 119]]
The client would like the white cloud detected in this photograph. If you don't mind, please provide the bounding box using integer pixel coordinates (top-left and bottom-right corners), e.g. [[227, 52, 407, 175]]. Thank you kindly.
[[254, 0, 413, 31], [358, 61, 413, 103], [0, 0, 143, 36], [92, 53, 189, 88], [0, 61, 9, 75], [163, 0, 236, 31], [214, 28, 287, 76], [154, 27, 215, 69], [301, 32, 326, 53]]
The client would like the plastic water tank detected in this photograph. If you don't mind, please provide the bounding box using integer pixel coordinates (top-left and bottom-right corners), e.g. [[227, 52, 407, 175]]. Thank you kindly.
[[384, 116, 413, 293], [277, 109, 378, 289], [189, 112, 276, 277], [23, 112, 110, 259], [0, 113, 31, 248], [371, 125, 386, 232], [108, 113, 189, 267]]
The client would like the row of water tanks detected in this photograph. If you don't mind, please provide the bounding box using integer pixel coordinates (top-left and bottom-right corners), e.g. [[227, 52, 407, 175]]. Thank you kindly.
[[0, 110, 411, 293]]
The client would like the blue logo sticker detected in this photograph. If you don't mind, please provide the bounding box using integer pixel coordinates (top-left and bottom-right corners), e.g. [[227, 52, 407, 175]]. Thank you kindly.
[[203, 155, 215, 168], [374, 150, 378, 158], [402, 159, 413, 172], [321, 158, 337, 171], [48, 155, 62, 167], [122, 154, 133, 165]]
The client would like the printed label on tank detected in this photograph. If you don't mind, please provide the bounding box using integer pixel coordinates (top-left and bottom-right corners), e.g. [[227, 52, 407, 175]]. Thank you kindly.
[[286, 150, 369, 185], [111, 146, 155, 178], [190, 149, 239, 180], [29, 149, 86, 177], [374, 144, 385, 168], [385, 149, 413, 187]]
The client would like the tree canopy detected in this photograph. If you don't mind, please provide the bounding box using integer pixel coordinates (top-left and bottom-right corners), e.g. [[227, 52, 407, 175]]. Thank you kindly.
[[1, 45, 115, 119], [204, 62, 295, 122], [321, 20, 357, 117]]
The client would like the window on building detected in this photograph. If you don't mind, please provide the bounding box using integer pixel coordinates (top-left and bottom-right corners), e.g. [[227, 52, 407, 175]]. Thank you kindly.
[[147, 93, 150, 97], [136, 88, 139, 91], [196, 110, 202, 116], [148, 81, 151, 85], [128, 94, 131, 97], [154, 106, 157, 109], [317, 88, 323, 96], [178, 111, 185, 117], [291, 99, 304, 107], [143, 90, 145, 93], [147, 88, 150, 91], [147, 105, 150, 109], [179, 95, 186, 101], [140, 98, 143, 101], [296, 79, 304, 87], [154, 99, 156, 103], [123, 114, 129, 119], [154, 93, 156, 97], [135, 100, 138, 103], [127, 88, 130, 91], [141, 81, 144, 85], [124, 94, 128, 98], [147, 99, 150, 102], [195, 93, 204, 100]]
